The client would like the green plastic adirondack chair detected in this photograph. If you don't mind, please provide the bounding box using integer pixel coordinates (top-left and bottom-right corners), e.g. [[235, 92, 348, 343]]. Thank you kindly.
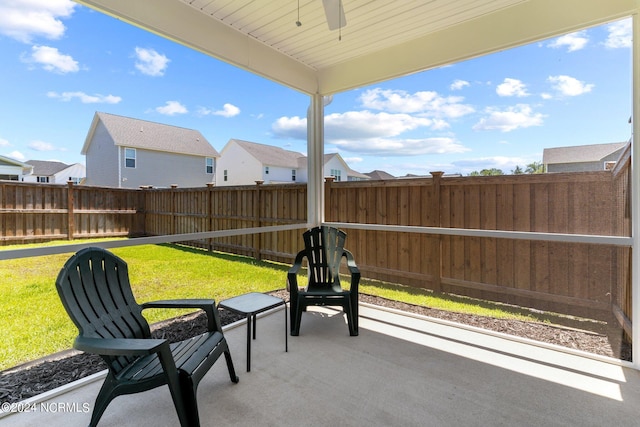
[[55, 247, 239, 427], [287, 226, 360, 336]]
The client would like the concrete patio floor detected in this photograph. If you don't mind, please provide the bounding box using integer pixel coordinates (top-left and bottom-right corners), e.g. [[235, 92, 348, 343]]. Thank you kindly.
[[3, 303, 640, 426]]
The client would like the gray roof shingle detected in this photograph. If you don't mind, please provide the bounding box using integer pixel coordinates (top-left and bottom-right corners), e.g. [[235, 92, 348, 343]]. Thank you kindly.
[[232, 139, 304, 168], [26, 160, 70, 175], [543, 142, 627, 164], [85, 112, 219, 157]]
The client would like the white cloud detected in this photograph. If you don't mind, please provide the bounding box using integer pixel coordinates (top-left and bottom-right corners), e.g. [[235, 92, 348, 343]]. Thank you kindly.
[[0, 137, 10, 147], [272, 110, 469, 156], [214, 103, 240, 117], [134, 47, 169, 76], [199, 103, 241, 118], [0, 0, 75, 43], [7, 150, 25, 161], [156, 100, 188, 115], [473, 104, 544, 132], [272, 116, 307, 139], [325, 111, 435, 139], [450, 79, 470, 90], [547, 75, 594, 97], [28, 140, 65, 152], [605, 18, 631, 49], [331, 137, 470, 156], [359, 88, 474, 118], [47, 91, 121, 104], [23, 45, 79, 73], [343, 156, 363, 164], [548, 31, 588, 52], [496, 78, 529, 97]]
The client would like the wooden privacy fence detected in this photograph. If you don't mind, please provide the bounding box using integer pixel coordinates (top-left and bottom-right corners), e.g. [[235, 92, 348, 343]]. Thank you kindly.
[[0, 159, 632, 323], [325, 167, 631, 322], [0, 181, 144, 243]]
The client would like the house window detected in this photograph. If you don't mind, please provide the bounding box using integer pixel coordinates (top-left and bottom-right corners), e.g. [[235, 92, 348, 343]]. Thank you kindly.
[[265, 166, 269, 175], [330, 169, 341, 182], [69, 177, 82, 184], [125, 148, 136, 168], [292, 170, 296, 181], [224, 169, 228, 182], [206, 157, 214, 174], [37, 176, 49, 183]]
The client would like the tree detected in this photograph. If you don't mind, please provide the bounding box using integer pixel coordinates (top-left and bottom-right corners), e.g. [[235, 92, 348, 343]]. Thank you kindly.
[[468, 168, 504, 176], [525, 161, 544, 174], [511, 165, 524, 174]]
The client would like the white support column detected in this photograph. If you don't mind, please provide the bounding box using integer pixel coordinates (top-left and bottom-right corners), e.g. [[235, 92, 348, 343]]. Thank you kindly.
[[307, 94, 325, 228], [632, 12, 640, 369]]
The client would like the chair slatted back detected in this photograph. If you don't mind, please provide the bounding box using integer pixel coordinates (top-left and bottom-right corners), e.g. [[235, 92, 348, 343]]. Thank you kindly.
[[56, 247, 151, 373], [303, 226, 346, 292]]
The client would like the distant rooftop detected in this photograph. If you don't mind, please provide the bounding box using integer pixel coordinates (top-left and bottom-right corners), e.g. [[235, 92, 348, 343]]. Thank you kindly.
[[26, 160, 71, 176], [83, 112, 219, 157], [543, 141, 628, 165], [365, 170, 396, 180]]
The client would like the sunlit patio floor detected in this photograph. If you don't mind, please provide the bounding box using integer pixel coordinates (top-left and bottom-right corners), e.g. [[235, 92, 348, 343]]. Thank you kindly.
[[3, 303, 640, 426]]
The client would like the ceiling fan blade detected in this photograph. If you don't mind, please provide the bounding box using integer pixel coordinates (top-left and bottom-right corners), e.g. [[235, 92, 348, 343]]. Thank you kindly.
[[322, 0, 346, 30]]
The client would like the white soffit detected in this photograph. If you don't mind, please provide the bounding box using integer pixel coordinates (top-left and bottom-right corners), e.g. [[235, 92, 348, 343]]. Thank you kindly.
[[77, 0, 637, 95]]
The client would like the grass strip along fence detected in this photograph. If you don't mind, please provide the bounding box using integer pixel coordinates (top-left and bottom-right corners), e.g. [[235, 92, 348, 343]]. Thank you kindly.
[[0, 241, 561, 371]]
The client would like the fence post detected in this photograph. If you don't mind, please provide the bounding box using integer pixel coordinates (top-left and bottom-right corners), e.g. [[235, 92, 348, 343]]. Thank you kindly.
[[67, 180, 75, 240], [324, 176, 335, 222], [254, 180, 264, 260], [431, 171, 444, 292], [170, 184, 177, 235], [207, 183, 214, 252]]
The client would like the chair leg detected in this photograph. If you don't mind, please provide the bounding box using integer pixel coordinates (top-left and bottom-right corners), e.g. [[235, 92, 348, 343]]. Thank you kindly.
[[177, 372, 200, 427], [351, 294, 359, 336], [344, 298, 358, 336], [290, 297, 302, 336], [224, 348, 239, 383], [89, 375, 118, 427]]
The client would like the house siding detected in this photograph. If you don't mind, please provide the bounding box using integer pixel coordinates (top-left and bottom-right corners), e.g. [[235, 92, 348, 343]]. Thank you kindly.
[[323, 156, 347, 181], [262, 165, 298, 183], [216, 142, 262, 186], [121, 149, 214, 188], [85, 121, 119, 187], [546, 149, 626, 173]]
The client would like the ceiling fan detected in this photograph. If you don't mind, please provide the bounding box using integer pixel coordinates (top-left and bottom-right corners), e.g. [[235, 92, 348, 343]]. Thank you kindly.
[[322, 0, 347, 30], [296, 0, 347, 30]]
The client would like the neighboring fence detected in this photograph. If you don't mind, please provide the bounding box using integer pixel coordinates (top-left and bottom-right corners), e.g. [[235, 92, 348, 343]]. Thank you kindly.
[[325, 170, 629, 321], [0, 160, 632, 324], [0, 181, 144, 243]]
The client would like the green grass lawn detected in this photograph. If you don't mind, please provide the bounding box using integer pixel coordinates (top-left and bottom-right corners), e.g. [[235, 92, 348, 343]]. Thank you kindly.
[[0, 240, 553, 371]]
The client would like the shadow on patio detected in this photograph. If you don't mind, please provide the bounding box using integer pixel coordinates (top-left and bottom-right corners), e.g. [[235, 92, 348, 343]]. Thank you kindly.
[[3, 303, 640, 426]]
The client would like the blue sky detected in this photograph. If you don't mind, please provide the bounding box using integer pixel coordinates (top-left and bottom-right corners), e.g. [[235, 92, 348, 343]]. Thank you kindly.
[[0, 1, 633, 177]]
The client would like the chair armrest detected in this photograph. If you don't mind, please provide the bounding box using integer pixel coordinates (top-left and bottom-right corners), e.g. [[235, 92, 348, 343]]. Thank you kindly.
[[343, 249, 361, 292], [142, 299, 222, 333], [74, 336, 168, 357], [287, 250, 307, 294]]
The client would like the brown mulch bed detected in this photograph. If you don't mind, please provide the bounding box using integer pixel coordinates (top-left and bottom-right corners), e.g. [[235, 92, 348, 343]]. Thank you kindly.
[[0, 291, 631, 404]]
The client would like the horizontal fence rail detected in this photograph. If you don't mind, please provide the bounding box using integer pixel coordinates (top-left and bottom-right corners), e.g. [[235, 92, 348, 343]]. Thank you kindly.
[[0, 158, 632, 327]]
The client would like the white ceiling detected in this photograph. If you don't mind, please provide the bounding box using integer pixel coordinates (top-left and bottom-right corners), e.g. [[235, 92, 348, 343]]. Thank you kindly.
[[78, 0, 636, 95], [181, 0, 526, 70]]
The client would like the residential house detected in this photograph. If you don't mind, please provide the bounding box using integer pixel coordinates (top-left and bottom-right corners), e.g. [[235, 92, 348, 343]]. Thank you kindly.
[[81, 112, 219, 188], [23, 160, 86, 184], [216, 139, 369, 186], [543, 141, 628, 173], [0, 155, 31, 181], [365, 170, 396, 180], [324, 153, 369, 181], [216, 139, 305, 185]]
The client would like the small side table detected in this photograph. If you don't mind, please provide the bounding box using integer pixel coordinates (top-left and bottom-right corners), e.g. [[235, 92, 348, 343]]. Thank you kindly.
[[219, 292, 287, 372]]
